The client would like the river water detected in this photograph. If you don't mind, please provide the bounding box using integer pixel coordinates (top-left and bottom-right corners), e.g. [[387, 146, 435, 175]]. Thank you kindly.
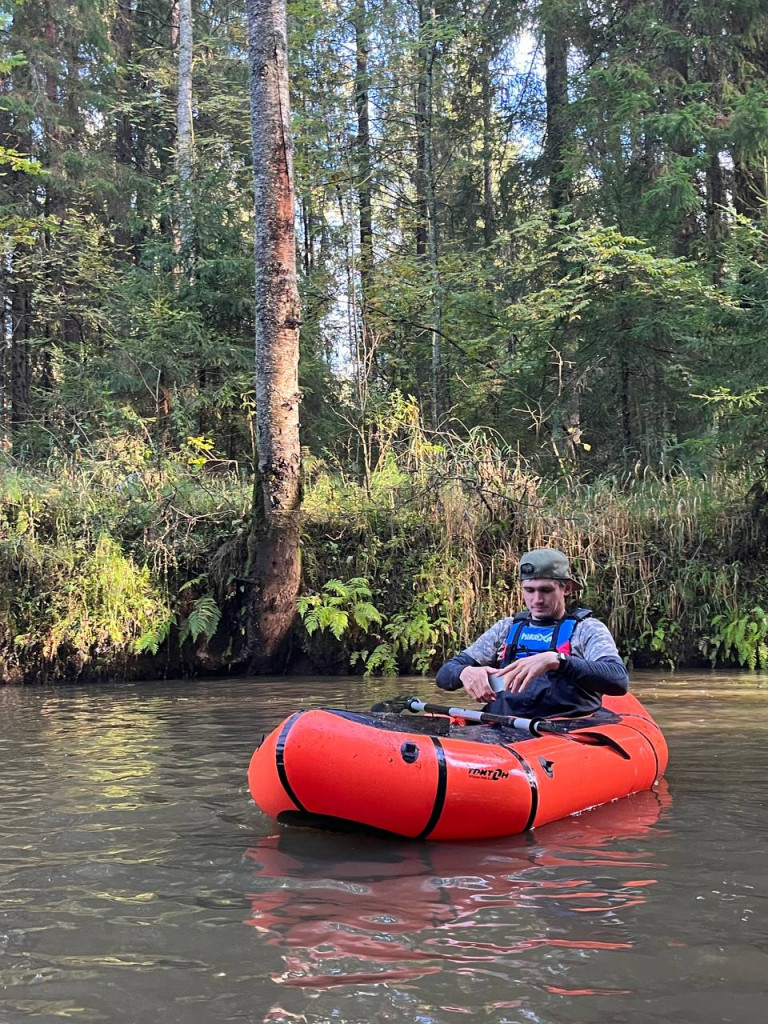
[[1, 673, 766, 1024]]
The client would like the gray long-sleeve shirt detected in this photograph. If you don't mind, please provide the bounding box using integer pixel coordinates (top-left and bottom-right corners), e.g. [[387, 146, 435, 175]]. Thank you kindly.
[[435, 615, 629, 718]]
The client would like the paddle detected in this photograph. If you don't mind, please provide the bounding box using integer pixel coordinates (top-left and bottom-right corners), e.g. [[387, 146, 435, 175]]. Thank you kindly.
[[373, 695, 631, 758]]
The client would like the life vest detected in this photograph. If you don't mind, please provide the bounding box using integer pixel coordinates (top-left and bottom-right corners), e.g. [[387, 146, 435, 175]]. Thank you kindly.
[[499, 608, 593, 668]]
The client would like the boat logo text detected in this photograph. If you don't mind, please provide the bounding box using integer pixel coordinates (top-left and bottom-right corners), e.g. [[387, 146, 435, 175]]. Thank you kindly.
[[468, 766, 509, 781]]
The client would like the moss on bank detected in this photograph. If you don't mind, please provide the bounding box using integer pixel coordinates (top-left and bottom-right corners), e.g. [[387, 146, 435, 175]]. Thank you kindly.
[[2, 427, 767, 683]]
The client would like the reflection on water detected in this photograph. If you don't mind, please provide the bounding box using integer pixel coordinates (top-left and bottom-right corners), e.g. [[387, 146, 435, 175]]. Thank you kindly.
[[1, 674, 768, 1024], [244, 786, 670, 991]]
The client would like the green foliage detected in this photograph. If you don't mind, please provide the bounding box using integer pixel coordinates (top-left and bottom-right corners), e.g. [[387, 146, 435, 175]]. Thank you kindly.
[[299, 398, 768, 675], [298, 578, 383, 641], [4, 0, 768, 683], [0, 440, 248, 681], [298, 561, 460, 678], [178, 594, 222, 646], [133, 618, 174, 657], [10, 532, 173, 665], [708, 607, 768, 671], [361, 597, 456, 677], [1, 415, 768, 681], [637, 617, 682, 672], [3, 0, 768, 485], [0, 147, 42, 176]]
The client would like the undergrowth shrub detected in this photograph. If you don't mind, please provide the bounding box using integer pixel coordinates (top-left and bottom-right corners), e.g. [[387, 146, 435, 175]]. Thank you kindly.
[[2, 402, 767, 682], [0, 439, 249, 682], [298, 399, 767, 674]]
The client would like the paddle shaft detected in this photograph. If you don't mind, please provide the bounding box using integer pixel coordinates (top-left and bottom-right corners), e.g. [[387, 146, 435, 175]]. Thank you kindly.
[[403, 697, 631, 758], [405, 698, 553, 735]]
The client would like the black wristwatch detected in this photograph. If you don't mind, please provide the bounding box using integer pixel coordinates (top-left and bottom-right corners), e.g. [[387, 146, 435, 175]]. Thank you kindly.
[[555, 652, 568, 671]]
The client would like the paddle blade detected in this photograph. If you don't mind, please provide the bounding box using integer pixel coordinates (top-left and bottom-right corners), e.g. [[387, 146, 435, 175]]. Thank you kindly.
[[370, 695, 420, 714]]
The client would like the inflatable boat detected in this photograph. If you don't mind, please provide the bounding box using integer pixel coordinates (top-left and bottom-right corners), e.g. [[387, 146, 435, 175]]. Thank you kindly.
[[247, 692, 668, 841]]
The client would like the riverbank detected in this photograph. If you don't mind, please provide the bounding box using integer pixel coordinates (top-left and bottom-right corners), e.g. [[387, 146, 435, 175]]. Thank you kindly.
[[2, 433, 767, 683]]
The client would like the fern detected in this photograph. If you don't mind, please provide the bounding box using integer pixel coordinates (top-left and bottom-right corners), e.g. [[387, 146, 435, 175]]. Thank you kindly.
[[298, 577, 383, 640], [710, 606, 768, 670], [351, 601, 383, 631], [352, 642, 398, 677], [308, 605, 349, 639], [133, 615, 175, 656], [179, 594, 221, 645]]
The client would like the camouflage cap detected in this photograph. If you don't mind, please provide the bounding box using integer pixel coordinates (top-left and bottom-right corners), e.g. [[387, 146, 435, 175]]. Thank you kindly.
[[518, 548, 583, 588]]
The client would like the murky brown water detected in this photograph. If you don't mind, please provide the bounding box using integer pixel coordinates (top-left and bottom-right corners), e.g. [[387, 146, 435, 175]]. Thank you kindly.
[[1, 673, 766, 1023]]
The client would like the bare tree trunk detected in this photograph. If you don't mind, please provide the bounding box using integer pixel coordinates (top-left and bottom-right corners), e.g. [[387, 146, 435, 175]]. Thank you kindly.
[[176, 0, 194, 265], [0, 71, 13, 435], [246, 0, 302, 673], [705, 149, 726, 282], [113, 0, 135, 260], [418, 1, 443, 427], [10, 264, 32, 427], [480, 39, 496, 247], [300, 195, 313, 275], [544, 13, 570, 213], [414, 66, 428, 258], [352, 0, 373, 324], [542, 3, 579, 466], [699, 46, 726, 282]]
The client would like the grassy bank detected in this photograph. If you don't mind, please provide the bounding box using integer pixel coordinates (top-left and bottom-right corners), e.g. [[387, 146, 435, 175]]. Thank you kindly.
[[2, 423, 767, 683]]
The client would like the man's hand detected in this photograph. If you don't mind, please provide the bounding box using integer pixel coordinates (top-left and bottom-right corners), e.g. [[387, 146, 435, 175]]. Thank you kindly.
[[493, 651, 559, 693], [458, 665, 499, 703]]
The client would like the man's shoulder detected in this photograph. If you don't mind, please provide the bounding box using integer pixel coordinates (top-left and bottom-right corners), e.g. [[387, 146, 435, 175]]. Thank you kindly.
[[490, 615, 520, 631], [571, 616, 620, 657], [572, 615, 612, 636], [574, 613, 609, 626], [559, 604, 590, 617], [463, 617, 517, 660]]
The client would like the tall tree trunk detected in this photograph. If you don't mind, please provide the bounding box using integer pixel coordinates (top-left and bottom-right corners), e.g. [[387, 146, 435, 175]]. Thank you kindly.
[[543, 8, 570, 213], [418, 1, 442, 427], [542, 1, 579, 466], [352, 0, 373, 324], [113, 0, 135, 259], [176, 0, 194, 266], [2, 37, 34, 436], [705, 149, 726, 282], [620, 357, 632, 465], [10, 262, 32, 427], [300, 195, 313, 275], [414, 67, 428, 258], [701, 45, 726, 282], [480, 39, 496, 247], [246, 0, 302, 673], [0, 73, 13, 434]]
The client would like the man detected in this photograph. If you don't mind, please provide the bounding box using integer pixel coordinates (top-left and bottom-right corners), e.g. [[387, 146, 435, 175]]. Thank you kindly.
[[435, 548, 629, 718]]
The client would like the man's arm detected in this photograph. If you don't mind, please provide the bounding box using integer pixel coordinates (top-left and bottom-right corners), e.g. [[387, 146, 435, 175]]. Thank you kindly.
[[564, 619, 629, 696], [435, 652, 480, 691], [559, 654, 628, 695], [435, 620, 511, 692]]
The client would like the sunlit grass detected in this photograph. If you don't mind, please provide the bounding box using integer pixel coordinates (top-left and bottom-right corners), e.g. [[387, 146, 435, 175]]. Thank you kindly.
[[1, 417, 765, 680]]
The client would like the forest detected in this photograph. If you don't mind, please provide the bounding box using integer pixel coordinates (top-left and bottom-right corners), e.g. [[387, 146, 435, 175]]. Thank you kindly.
[[1, 0, 768, 683]]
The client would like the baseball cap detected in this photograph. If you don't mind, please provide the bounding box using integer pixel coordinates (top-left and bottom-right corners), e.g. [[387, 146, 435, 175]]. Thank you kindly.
[[518, 548, 583, 588]]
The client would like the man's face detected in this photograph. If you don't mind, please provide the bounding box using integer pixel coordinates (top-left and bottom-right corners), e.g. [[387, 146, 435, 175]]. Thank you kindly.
[[521, 579, 572, 620]]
